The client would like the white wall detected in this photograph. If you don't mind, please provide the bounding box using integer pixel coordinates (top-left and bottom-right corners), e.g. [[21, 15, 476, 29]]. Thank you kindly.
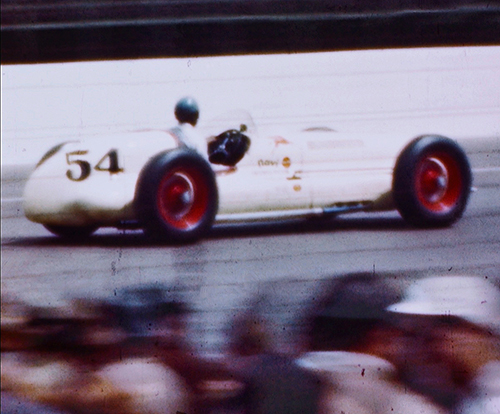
[[2, 46, 500, 167]]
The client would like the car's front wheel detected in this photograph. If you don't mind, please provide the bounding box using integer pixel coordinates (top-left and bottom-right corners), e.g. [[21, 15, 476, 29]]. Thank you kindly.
[[393, 135, 472, 227], [135, 149, 218, 243]]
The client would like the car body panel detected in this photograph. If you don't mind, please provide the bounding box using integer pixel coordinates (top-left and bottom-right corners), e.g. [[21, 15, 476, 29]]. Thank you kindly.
[[24, 130, 178, 226], [23, 117, 415, 230]]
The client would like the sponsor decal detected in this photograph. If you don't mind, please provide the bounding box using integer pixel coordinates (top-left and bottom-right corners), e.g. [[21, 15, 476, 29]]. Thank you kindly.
[[258, 159, 279, 167], [273, 136, 289, 146], [293, 185, 301, 192], [282, 157, 291, 168]]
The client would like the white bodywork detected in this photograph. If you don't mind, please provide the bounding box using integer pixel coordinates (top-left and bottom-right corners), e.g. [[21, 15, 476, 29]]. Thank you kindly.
[[23, 117, 411, 228]]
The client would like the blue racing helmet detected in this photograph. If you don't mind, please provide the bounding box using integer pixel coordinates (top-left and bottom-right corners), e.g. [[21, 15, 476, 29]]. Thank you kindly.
[[174, 97, 199, 126]]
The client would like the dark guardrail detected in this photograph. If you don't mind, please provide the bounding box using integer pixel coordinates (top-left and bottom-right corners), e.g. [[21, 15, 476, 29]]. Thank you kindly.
[[2, 0, 500, 63]]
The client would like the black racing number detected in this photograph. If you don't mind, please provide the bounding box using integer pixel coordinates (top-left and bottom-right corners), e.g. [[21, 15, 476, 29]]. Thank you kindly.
[[66, 151, 91, 181], [95, 150, 123, 174], [65, 149, 123, 181]]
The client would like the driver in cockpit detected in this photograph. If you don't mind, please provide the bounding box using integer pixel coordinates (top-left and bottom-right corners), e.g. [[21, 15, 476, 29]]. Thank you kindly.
[[171, 97, 251, 167], [170, 97, 202, 151]]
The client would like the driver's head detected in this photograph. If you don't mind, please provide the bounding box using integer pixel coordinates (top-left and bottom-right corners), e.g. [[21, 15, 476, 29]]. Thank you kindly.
[[174, 97, 199, 126]]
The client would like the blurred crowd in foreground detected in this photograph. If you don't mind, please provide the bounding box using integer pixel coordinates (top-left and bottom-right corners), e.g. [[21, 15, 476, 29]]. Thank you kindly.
[[2, 273, 499, 414]]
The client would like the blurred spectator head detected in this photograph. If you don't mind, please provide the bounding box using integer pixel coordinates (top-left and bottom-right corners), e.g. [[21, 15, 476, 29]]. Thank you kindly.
[[1, 296, 33, 351], [307, 272, 402, 351], [1, 295, 120, 354], [386, 275, 500, 409], [387, 275, 500, 336], [387, 275, 500, 364], [29, 298, 122, 355], [227, 308, 272, 357], [107, 284, 191, 346]]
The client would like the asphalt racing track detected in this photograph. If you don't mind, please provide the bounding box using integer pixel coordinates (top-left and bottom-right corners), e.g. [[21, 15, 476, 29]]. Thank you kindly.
[[2, 136, 500, 353]]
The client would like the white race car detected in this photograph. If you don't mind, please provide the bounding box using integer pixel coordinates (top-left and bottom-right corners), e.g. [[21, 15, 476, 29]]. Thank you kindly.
[[23, 98, 472, 242]]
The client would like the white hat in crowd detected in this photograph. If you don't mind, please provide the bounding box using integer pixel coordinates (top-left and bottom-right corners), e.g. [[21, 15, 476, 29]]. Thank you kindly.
[[387, 275, 500, 335]]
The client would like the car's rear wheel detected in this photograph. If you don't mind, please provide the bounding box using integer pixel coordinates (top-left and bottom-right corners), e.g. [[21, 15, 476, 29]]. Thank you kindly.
[[43, 224, 97, 239], [393, 135, 471, 227], [135, 149, 218, 242]]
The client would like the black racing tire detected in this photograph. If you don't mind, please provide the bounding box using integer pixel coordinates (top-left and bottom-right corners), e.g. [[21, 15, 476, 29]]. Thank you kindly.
[[135, 149, 218, 243], [393, 135, 472, 228], [43, 224, 97, 239]]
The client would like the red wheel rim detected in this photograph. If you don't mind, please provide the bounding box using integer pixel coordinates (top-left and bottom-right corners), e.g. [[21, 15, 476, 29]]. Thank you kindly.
[[415, 151, 462, 213], [157, 166, 209, 230]]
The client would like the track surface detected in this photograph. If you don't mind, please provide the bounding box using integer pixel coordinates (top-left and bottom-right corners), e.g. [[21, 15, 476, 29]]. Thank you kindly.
[[2, 137, 500, 353]]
